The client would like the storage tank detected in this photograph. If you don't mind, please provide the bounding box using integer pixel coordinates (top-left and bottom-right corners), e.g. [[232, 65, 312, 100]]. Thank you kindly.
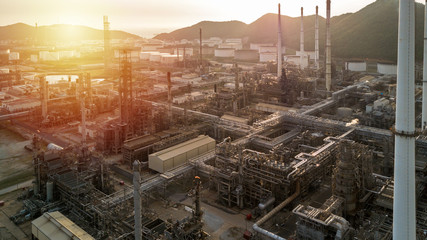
[[377, 62, 397, 75], [214, 48, 235, 58], [345, 61, 367, 72], [46, 181, 54, 202], [234, 50, 259, 61]]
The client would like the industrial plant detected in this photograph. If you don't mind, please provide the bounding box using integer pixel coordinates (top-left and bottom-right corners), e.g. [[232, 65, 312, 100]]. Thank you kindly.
[[0, 0, 426, 240]]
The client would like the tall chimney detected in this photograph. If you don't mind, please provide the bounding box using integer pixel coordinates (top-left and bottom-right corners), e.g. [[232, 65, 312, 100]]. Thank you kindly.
[[315, 6, 320, 70], [393, 0, 416, 239], [40, 76, 47, 122], [326, 0, 332, 92], [422, 0, 427, 129], [300, 7, 305, 69], [133, 161, 142, 240], [199, 28, 203, 76], [167, 72, 172, 120], [277, 3, 283, 78], [103, 16, 110, 78]]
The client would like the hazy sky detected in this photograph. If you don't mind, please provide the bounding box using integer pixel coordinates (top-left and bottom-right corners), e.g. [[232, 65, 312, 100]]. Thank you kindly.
[[0, 0, 425, 37]]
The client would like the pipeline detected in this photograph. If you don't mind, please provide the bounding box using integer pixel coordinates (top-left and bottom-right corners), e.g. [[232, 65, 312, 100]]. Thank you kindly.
[[252, 181, 300, 240]]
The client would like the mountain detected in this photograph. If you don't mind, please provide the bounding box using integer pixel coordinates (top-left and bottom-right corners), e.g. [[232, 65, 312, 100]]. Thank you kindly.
[[155, 0, 425, 61], [0, 23, 141, 42], [155, 21, 248, 41]]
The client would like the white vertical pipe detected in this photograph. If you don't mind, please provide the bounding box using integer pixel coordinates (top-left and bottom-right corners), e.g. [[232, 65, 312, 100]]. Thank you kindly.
[[315, 6, 320, 70], [133, 160, 142, 240], [393, 0, 416, 239], [300, 7, 305, 69], [326, 0, 332, 92], [277, 3, 283, 78], [423, 0, 427, 129]]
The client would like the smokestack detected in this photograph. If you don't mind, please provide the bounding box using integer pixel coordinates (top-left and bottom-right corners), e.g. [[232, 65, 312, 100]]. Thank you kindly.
[[86, 73, 92, 106], [393, 0, 416, 239], [194, 176, 202, 220], [423, 0, 427, 129], [167, 72, 172, 120], [326, 0, 332, 92], [277, 3, 283, 78], [315, 6, 320, 70], [300, 7, 304, 69], [40, 76, 48, 122], [199, 28, 203, 76], [133, 161, 142, 240], [103, 16, 110, 78]]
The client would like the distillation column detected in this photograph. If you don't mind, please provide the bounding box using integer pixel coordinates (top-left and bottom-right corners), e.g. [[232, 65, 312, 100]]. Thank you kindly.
[[393, 0, 416, 239]]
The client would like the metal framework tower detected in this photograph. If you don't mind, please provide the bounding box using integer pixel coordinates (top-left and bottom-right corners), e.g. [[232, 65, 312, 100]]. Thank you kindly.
[[393, 0, 416, 239], [119, 50, 133, 137], [277, 3, 283, 78]]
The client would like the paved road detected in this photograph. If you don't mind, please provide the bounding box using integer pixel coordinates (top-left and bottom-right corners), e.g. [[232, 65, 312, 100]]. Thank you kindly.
[[0, 179, 33, 196]]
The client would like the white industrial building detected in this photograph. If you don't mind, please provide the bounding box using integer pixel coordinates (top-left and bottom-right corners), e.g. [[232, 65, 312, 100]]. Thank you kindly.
[[32, 211, 94, 240], [219, 42, 242, 50], [377, 63, 397, 75], [174, 48, 193, 56], [39, 51, 60, 61], [9, 52, 19, 61], [296, 51, 316, 60], [259, 52, 277, 62], [149, 135, 215, 173], [214, 48, 235, 58], [250, 43, 274, 51], [160, 54, 179, 65], [284, 55, 309, 69], [234, 50, 259, 61], [345, 61, 367, 72], [30, 55, 38, 63], [149, 52, 162, 62]]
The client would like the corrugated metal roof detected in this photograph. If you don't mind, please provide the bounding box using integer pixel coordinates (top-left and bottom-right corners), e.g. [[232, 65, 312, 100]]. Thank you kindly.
[[32, 211, 94, 240], [150, 135, 214, 161]]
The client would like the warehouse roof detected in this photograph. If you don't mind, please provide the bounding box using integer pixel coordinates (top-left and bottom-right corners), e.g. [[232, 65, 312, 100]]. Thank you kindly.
[[150, 135, 214, 161], [123, 135, 159, 149], [32, 211, 94, 240]]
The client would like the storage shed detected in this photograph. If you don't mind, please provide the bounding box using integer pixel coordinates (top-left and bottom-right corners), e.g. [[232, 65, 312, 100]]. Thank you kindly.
[[149, 135, 215, 173]]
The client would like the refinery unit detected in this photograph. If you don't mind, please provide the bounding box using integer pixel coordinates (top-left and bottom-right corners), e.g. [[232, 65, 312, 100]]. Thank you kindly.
[[0, 1, 426, 240]]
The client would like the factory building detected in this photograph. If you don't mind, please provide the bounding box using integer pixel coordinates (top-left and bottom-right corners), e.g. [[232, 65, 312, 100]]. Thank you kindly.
[[234, 50, 259, 61], [149, 135, 215, 173], [377, 62, 397, 75], [345, 61, 367, 72], [214, 48, 235, 58], [284, 55, 309, 68]]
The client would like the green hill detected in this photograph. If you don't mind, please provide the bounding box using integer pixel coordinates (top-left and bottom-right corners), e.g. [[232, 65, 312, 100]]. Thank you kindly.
[[155, 0, 425, 61], [0, 23, 141, 42]]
